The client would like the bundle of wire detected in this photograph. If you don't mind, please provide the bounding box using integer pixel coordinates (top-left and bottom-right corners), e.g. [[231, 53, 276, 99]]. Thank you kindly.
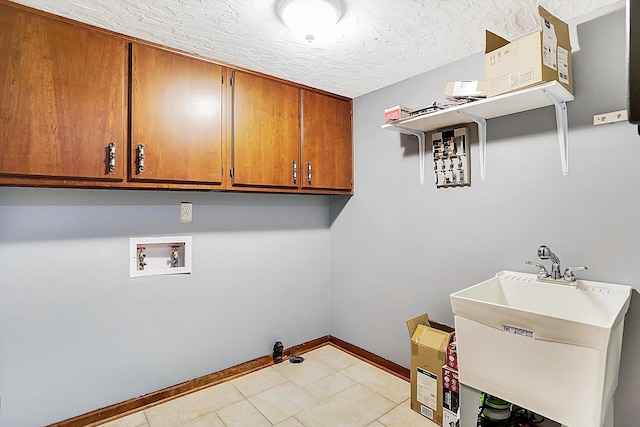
[[477, 393, 546, 427]]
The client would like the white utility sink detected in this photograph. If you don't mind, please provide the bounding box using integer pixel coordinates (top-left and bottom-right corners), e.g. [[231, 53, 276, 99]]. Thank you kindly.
[[450, 271, 632, 427]]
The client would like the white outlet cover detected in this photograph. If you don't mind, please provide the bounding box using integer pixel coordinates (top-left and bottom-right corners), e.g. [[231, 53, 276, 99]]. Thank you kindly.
[[180, 202, 192, 222], [593, 109, 628, 125], [129, 236, 192, 278]]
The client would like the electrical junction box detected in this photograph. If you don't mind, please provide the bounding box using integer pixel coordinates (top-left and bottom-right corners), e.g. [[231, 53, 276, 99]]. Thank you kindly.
[[129, 236, 192, 278], [432, 127, 470, 188]]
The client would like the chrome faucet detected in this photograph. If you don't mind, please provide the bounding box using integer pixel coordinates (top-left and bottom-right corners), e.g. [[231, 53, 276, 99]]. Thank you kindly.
[[525, 260, 549, 280], [537, 245, 562, 279], [526, 245, 588, 284]]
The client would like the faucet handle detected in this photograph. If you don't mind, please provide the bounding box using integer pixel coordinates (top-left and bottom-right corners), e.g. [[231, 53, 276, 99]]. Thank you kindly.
[[563, 266, 588, 282], [526, 260, 550, 279]]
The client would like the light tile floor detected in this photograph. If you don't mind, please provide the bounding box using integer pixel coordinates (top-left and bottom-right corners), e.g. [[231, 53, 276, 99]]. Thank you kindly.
[[99, 345, 439, 427]]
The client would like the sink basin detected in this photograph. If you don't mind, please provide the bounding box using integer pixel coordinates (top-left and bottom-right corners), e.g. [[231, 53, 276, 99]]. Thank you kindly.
[[450, 271, 632, 427]]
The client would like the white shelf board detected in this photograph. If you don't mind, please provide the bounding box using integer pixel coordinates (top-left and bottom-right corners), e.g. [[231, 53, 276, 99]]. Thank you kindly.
[[381, 81, 574, 133], [382, 81, 574, 183]]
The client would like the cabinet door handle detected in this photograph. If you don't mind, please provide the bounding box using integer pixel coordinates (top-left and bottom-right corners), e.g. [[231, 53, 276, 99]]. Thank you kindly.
[[292, 160, 297, 183], [107, 142, 116, 173], [137, 144, 145, 174], [306, 162, 312, 184]]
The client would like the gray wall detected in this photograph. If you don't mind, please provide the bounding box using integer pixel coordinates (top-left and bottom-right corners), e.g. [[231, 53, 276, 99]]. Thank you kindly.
[[329, 8, 640, 427], [0, 189, 331, 426]]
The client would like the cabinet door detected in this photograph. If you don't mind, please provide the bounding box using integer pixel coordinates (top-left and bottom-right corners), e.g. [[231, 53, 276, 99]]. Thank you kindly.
[[130, 44, 224, 184], [231, 71, 300, 188], [301, 90, 353, 191], [0, 3, 126, 181]]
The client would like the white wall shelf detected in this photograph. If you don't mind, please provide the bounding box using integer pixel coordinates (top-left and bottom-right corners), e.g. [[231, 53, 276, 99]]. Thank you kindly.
[[382, 81, 574, 183]]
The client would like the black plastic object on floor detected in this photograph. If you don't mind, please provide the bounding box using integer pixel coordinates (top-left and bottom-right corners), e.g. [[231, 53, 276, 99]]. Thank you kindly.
[[289, 354, 304, 363], [273, 341, 284, 364]]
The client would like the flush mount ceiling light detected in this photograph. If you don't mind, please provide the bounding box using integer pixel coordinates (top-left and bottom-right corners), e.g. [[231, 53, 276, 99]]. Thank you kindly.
[[277, 0, 344, 41]]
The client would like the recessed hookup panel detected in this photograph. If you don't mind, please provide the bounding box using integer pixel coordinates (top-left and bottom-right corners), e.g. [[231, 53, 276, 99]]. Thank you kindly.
[[129, 236, 192, 278]]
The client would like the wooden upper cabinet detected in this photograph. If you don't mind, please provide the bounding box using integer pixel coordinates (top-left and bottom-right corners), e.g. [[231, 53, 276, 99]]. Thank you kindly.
[[0, 3, 126, 181], [231, 70, 300, 188], [0, 2, 353, 194], [130, 44, 224, 185], [301, 90, 353, 191]]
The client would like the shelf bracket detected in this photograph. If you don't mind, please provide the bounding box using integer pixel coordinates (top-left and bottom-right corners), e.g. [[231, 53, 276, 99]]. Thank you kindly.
[[395, 126, 426, 185], [543, 89, 569, 175], [461, 112, 487, 182]]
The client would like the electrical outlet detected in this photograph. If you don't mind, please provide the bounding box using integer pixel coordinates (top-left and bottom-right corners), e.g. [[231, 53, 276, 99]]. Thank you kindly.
[[180, 202, 192, 222], [593, 109, 628, 125]]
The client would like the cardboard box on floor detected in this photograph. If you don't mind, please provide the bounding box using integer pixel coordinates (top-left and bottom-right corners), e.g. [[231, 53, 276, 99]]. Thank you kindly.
[[442, 364, 460, 413], [407, 313, 455, 425], [485, 6, 572, 97], [443, 408, 458, 427]]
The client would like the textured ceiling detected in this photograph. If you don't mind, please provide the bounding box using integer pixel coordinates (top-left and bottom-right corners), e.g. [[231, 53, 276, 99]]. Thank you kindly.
[[8, 0, 624, 98]]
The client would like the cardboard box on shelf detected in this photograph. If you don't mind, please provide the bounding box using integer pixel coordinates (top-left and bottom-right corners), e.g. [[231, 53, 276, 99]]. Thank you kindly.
[[444, 80, 487, 98], [407, 313, 455, 425], [384, 105, 413, 124], [485, 6, 572, 97]]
